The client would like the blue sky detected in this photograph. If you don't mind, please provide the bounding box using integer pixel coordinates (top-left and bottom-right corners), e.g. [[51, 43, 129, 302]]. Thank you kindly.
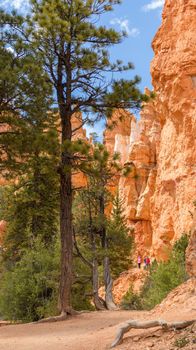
[[0, 0, 164, 137]]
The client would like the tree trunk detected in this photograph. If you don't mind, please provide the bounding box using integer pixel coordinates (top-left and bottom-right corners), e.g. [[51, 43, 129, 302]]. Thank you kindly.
[[58, 85, 74, 314], [88, 196, 106, 311], [59, 165, 73, 315], [57, 38, 75, 315], [93, 258, 106, 310], [100, 193, 117, 310], [103, 255, 117, 310]]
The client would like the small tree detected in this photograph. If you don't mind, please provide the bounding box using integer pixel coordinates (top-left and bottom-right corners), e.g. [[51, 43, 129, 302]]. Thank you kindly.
[[107, 190, 134, 279], [73, 185, 106, 310], [74, 144, 133, 309]]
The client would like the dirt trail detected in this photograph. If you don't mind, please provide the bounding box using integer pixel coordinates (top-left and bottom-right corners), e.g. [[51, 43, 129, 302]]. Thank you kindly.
[[1, 281, 195, 350], [0, 310, 146, 350], [0, 306, 195, 350]]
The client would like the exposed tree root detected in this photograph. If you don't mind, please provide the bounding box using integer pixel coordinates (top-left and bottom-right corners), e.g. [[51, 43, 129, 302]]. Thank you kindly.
[[111, 319, 196, 348], [35, 309, 80, 324], [94, 295, 107, 311]]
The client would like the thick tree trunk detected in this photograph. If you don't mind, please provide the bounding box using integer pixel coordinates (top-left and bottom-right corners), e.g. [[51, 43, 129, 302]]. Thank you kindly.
[[59, 167, 73, 315], [58, 84, 74, 314]]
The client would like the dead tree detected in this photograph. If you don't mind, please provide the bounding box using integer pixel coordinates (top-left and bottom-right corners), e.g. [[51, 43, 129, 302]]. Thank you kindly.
[[111, 319, 196, 348]]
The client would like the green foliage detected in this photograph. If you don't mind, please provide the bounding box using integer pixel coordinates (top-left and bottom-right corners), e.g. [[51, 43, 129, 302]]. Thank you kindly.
[[1, 164, 59, 265], [73, 169, 133, 304], [121, 234, 189, 311], [0, 186, 6, 217], [1, 0, 146, 127], [72, 256, 95, 311], [107, 191, 133, 278], [140, 234, 189, 310], [174, 337, 189, 348], [120, 287, 142, 310], [0, 239, 60, 322]]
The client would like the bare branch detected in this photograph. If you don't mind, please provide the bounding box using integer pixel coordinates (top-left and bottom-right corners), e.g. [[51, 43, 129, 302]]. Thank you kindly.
[[111, 319, 196, 348]]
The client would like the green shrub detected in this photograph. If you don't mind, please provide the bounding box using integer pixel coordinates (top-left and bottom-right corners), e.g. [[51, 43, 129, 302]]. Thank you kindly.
[[71, 256, 95, 311], [140, 234, 189, 310], [174, 337, 189, 348], [121, 287, 143, 310], [0, 239, 60, 322]]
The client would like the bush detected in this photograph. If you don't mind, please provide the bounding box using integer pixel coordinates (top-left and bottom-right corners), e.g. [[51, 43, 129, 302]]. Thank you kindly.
[[0, 239, 60, 322], [140, 234, 189, 310], [71, 256, 95, 311], [121, 234, 189, 311], [121, 287, 143, 310], [174, 337, 189, 348]]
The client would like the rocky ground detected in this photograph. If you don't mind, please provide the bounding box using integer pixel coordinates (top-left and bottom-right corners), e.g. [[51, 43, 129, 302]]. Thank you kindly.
[[0, 279, 195, 350]]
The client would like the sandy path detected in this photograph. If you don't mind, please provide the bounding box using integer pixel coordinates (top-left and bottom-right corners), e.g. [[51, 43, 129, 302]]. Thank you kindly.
[[0, 310, 147, 350], [0, 305, 195, 350]]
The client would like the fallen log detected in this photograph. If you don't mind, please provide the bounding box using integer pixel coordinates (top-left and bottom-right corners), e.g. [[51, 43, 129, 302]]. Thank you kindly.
[[111, 319, 196, 348]]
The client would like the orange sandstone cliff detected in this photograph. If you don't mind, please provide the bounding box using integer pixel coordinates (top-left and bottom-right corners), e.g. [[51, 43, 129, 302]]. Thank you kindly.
[[104, 0, 196, 262], [150, 0, 196, 260]]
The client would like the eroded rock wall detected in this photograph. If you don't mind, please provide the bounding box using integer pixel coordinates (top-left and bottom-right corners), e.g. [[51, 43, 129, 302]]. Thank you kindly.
[[104, 0, 196, 261], [150, 0, 196, 260]]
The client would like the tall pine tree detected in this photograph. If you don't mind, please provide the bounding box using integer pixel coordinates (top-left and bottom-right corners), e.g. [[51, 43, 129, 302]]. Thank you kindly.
[[1, 1, 148, 316], [0, 11, 59, 263]]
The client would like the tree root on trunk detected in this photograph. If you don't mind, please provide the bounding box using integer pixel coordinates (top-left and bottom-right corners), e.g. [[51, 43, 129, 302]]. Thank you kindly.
[[105, 298, 119, 311], [111, 319, 196, 348], [94, 296, 107, 311], [35, 309, 80, 323]]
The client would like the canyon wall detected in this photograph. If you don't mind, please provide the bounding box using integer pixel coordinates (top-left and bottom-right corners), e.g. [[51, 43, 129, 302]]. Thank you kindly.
[[104, 0, 196, 261], [150, 0, 196, 260]]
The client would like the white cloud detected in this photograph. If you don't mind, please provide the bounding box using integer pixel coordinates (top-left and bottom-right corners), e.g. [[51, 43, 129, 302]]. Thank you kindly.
[[142, 0, 164, 11], [1, 0, 29, 12], [110, 18, 140, 37]]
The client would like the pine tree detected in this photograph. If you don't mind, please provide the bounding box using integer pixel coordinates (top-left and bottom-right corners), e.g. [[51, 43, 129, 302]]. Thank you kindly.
[[1, 1, 148, 316], [107, 190, 134, 278], [73, 150, 133, 310], [0, 11, 60, 272], [73, 187, 106, 310], [77, 144, 123, 309]]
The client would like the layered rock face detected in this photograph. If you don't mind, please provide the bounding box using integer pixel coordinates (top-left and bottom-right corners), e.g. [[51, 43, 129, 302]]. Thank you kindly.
[[105, 99, 161, 259], [104, 0, 196, 261], [150, 0, 196, 259], [104, 108, 131, 164]]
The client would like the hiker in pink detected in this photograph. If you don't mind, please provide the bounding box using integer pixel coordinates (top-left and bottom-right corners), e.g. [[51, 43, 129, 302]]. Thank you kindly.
[[137, 255, 141, 269]]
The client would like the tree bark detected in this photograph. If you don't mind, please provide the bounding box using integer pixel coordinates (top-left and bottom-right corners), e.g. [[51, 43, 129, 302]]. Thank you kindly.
[[57, 39, 75, 315], [93, 258, 106, 310], [58, 99, 73, 315], [100, 193, 117, 311], [111, 319, 196, 348], [59, 164, 73, 315], [88, 196, 106, 311], [103, 255, 117, 310]]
